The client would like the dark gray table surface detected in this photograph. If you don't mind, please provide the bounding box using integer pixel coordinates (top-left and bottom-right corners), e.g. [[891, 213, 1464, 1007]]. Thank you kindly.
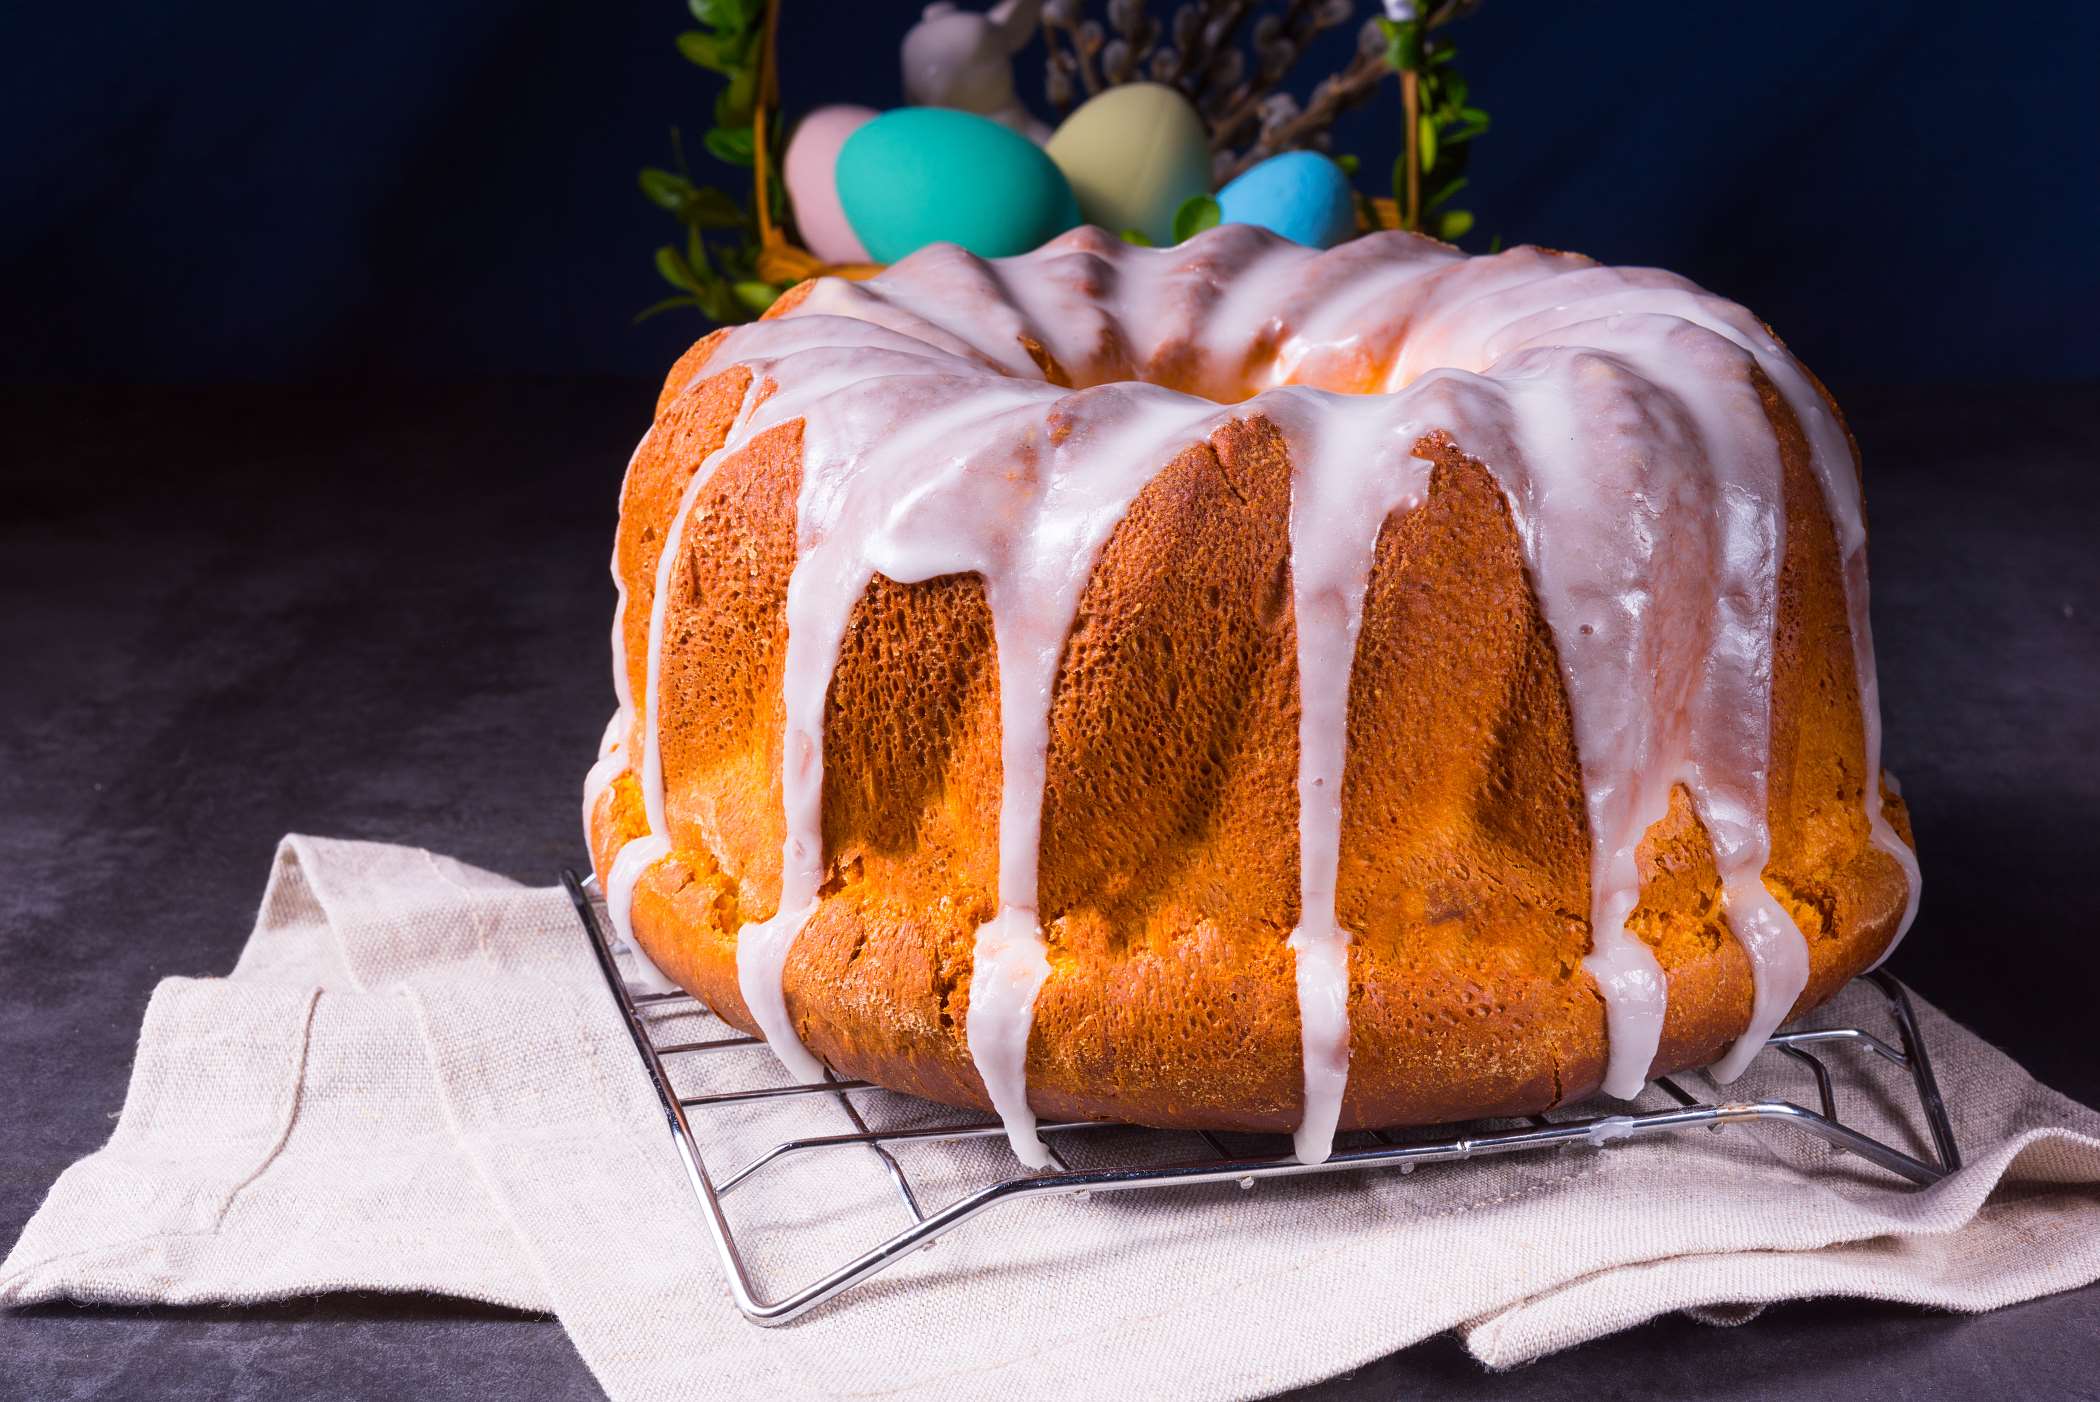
[[5, 380, 2098, 1399]]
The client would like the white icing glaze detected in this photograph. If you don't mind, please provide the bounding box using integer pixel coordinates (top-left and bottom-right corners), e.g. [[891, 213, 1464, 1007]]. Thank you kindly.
[[965, 907, 1053, 1168], [1271, 390, 1433, 1163], [580, 720, 626, 852], [604, 834, 678, 995], [1585, 1113, 1638, 1147], [583, 427, 678, 996], [594, 223, 1915, 1161], [582, 431, 650, 846]]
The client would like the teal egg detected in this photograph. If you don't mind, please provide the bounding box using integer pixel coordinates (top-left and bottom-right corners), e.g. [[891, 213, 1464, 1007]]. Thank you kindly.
[[837, 107, 1082, 263], [1216, 151, 1356, 249]]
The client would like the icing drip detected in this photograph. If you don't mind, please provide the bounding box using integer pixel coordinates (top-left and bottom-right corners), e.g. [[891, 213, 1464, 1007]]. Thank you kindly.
[[1393, 271, 1866, 1095], [605, 834, 677, 995], [1271, 391, 1433, 1163], [597, 387, 770, 1000], [874, 389, 1250, 1168], [713, 359, 1277, 1151], [594, 224, 1915, 1157], [587, 429, 677, 995], [1496, 316, 1805, 1097], [965, 908, 1053, 1167], [583, 432, 650, 846], [1469, 272, 1921, 977], [580, 714, 627, 864]]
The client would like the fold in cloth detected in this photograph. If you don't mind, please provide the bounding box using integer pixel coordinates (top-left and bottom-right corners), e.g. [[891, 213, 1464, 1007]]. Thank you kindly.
[[7, 836, 2099, 1400]]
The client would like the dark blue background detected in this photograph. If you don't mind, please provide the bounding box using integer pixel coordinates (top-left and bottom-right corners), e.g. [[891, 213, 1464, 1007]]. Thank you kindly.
[[5, 1, 2094, 386]]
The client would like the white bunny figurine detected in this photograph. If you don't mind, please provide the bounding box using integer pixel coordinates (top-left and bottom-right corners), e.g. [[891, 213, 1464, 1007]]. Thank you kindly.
[[900, 0, 1049, 143]]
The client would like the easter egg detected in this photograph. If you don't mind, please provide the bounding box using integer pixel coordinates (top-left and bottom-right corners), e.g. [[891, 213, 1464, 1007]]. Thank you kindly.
[[837, 107, 1081, 263], [784, 104, 877, 266], [1044, 83, 1211, 246], [1216, 151, 1356, 249]]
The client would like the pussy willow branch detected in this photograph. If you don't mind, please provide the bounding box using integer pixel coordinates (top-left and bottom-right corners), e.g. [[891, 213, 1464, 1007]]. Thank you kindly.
[[1213, 42, 1387, 177]]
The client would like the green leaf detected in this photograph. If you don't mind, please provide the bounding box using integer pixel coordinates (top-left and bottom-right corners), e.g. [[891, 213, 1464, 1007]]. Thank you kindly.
[[1173, 193, 1221, 243], [635, 294, 702, 324], [1487, 233, 1503, 254], [1418, 114, 1438, 172], [654, 244, 706, 294], [765, 115, 788, 222], [720, 241, 755, 281], [675, 29, 738, 75], [684, 185, 747, 228], [638, 167, 693, 211], [687, 0, 747, 31], [1425, 174, 1468, 211], [715, 66, 758, 128], [1441, 106, 1490, 147], [698, 279, 737, 319], [731, 280, 780, 313], [1119, 227, 1153, 246], [1334, 153, 1361, 176], [1381, 18, 1422, 72], [703, 124, 756, 167], [1437, 209, 1474, 241]]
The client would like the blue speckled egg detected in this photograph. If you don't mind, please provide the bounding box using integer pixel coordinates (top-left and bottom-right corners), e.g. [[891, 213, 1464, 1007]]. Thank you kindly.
[[1215, 151, 1356, 249], [837, 107, 1081, 263]]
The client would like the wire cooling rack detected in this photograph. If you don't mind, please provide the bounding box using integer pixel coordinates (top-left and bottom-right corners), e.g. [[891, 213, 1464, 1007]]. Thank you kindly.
[[561, 870, 1960, 1326]]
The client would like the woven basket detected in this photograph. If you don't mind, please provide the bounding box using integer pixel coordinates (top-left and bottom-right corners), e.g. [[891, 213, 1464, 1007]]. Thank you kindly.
[[750, 0, 884, 284], [746, 0, 1407, 285]]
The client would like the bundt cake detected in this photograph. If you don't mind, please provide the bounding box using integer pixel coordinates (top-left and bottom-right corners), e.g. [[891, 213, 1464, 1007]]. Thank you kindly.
[[583, 223, 1920, 1167]]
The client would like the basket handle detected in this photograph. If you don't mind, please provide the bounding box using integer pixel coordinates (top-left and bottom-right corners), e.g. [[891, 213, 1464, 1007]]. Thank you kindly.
[[753, 0, 782, 249], [745, 0, 893, 285]]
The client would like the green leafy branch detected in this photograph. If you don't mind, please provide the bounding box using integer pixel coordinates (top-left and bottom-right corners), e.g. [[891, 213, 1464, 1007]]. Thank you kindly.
[[634, 0, 784, 324], [1118, 193, 1222, 248], [635, 0, 1496, 318], [1378, 1, 1489, 243], [1104, 2, 1491, 253]]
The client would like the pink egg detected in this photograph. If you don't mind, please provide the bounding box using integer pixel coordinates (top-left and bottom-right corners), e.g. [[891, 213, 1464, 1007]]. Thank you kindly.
[[785, 104, 878, 265]]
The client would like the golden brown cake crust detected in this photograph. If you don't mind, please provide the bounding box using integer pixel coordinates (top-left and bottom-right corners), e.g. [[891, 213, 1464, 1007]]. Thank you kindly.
[[588, 304, 1916, 1134]]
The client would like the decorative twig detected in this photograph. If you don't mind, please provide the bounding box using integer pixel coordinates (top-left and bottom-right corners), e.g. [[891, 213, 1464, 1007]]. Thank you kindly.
[[638, 0, 1495, 328], [1213, 27, 1389, 179], [1381, 0, 1489, 239], [1400, 64, 1420, 229], [1100, 0, 1159, 85], [1039, 0, 1485, 212], [1162, 0, 1253, 106], [1197, 0, 1359, 159], [1041, 1, 1105, 108]]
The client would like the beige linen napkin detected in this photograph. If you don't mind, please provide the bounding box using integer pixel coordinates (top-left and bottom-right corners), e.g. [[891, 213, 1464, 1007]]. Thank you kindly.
[[7, 836, 2100, 1400]]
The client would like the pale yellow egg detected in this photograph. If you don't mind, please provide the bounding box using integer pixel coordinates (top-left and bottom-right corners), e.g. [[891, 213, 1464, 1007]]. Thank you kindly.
[[1045, 83, 1212, 246]]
